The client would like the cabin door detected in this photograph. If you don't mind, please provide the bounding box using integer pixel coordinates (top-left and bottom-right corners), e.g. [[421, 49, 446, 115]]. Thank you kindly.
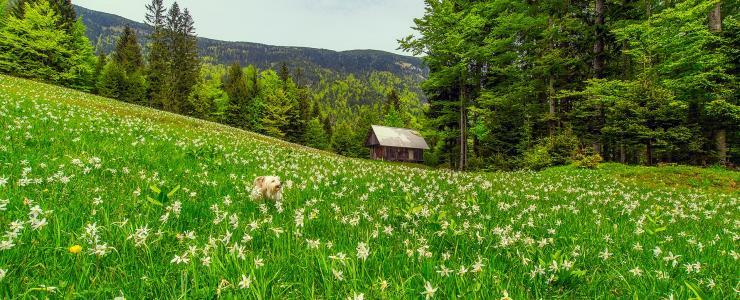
[[408, 149, 415, 161], [375, 147, 383, 159]]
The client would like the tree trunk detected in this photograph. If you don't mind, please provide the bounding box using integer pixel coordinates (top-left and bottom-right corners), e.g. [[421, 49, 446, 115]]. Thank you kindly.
[[548, 75, 556, 136], [716, 129, 727, 164], [709, 3, 725, 165], [709, 2, 722, 33], [592, 0, 607, 158], [619, 143, 626, 163], [646, 140, 653, 165], [459, 79, 468, 171], [593, 0, 606, 79]]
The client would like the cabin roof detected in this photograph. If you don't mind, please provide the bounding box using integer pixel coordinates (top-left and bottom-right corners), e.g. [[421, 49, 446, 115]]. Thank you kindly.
[[367, 125, 430, 150]]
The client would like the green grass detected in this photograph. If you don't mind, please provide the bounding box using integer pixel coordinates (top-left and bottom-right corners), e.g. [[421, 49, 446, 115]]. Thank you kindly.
[[0, 75, 738, 299]]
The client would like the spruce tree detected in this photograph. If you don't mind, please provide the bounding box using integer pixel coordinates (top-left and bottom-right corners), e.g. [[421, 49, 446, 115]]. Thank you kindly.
[[223, 62, 251, 129], [303, 118, 330, 150], [166, 5, 200, 115], [144, 0, 169, 108], [113, 25, 143, 73], [278, 62, 290, 82]]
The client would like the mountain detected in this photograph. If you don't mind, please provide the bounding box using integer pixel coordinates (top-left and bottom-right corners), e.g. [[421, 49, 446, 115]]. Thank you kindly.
[[73, 5, 428, 86]]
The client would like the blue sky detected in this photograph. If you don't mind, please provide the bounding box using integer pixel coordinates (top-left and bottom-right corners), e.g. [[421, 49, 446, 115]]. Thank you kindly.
[[73, 0, 424, 55]]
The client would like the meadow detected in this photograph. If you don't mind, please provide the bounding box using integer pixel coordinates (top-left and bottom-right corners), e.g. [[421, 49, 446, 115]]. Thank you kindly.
[[0, 75, 738, 299]]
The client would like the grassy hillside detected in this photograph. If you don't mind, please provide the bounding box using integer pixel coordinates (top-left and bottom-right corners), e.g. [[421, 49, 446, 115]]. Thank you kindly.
[[0, 75, 737, 298]]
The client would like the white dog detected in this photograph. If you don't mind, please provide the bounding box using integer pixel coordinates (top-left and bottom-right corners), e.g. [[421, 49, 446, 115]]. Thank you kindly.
[[252, 176, 283, 201]]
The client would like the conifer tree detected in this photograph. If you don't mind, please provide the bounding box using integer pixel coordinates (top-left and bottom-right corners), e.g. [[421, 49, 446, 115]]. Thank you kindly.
[[10, 0, 75, 29], [278, 62, 290, 82], [166, 4, 200, 115], [0, 0, 94, 90], [223, 62, 252, 129], [144, 0, 169, 108], [304, 118, 330, 150], [112, 25, 143, 73]]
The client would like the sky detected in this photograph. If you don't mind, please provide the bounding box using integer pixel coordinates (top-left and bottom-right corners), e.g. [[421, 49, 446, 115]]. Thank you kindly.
[[73, 0, 425, 55]]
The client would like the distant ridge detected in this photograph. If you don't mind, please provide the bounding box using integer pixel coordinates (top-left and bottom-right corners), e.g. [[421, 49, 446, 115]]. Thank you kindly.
[[74, 5, 428, 86]]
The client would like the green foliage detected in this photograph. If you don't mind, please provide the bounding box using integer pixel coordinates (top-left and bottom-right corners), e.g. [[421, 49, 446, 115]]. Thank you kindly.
[[573, 152, 604, 169], [705, 99, 740, 127], [188, 66, 227, 121], [112, 25, 143, 73], [522, 131, 579, 170], [522, 143, 553, 171], [303, 118, 330, 150], [96, 25, 147, 105], [405, 0, 737, 169], [97, 61, 147, 105], [0, 0, 95, 90]]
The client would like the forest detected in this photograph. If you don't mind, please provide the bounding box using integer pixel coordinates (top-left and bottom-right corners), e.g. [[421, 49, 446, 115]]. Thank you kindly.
[[0, 0, 737, 170], [402, 0, 738, 170]]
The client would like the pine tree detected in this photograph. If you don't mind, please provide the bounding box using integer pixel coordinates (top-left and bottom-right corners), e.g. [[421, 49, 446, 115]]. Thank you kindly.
[[223, 62, 252, 129], [145, 0, 169, 108], [97, 24, 146, 104], [92, 52, 107, 93], [166, 5, 200, 115], [304, 118, 330, 150], [112, 25, 143, 73], [278, 62, 290, 82], [323, 115, 333, 141]]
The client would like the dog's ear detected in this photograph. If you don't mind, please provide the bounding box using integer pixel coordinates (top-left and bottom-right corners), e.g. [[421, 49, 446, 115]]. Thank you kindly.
[[254, 176, 265, 188]]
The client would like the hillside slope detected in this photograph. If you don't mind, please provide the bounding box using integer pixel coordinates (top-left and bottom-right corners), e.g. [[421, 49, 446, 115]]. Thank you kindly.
[[0, 76, 737, 298], [74, 5, 428, 84]]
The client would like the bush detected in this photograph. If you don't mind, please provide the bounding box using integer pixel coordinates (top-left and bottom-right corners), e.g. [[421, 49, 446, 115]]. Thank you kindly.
[[548, 130, 579, 165], [573, 153, 603, 169], [522, 131, 579, 170], [522, 144, 553, 170]]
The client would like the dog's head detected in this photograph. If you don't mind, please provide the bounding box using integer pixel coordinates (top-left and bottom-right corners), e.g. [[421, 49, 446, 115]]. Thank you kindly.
[[254, 176, 282, 195]]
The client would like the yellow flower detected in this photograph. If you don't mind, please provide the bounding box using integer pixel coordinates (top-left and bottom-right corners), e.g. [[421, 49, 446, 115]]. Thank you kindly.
[[69, 245, 82, 254]]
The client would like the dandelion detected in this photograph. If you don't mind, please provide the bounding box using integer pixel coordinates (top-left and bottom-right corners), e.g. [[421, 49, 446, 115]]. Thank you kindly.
[[69, 245, 82, 254], [598, 248, 612, 260], [348, 292, 364, 300], [421, 281, 437, 299], [0, 177, 7, 186], [628, 267, 643, 277], [0, 268, 6, 281], [201, 256, 211, 266], [238, 274, 251, 289]]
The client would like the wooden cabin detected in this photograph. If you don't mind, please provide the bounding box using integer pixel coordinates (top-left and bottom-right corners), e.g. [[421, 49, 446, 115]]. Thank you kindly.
[[365, 125, 430, 163]]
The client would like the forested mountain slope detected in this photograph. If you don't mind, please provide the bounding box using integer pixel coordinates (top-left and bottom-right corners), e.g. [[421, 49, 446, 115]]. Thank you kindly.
[[74, 5, 428, 86]]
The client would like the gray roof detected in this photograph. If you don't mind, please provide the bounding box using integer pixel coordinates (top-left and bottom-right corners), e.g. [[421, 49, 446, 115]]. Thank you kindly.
[[369, 125, 430, 149]]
